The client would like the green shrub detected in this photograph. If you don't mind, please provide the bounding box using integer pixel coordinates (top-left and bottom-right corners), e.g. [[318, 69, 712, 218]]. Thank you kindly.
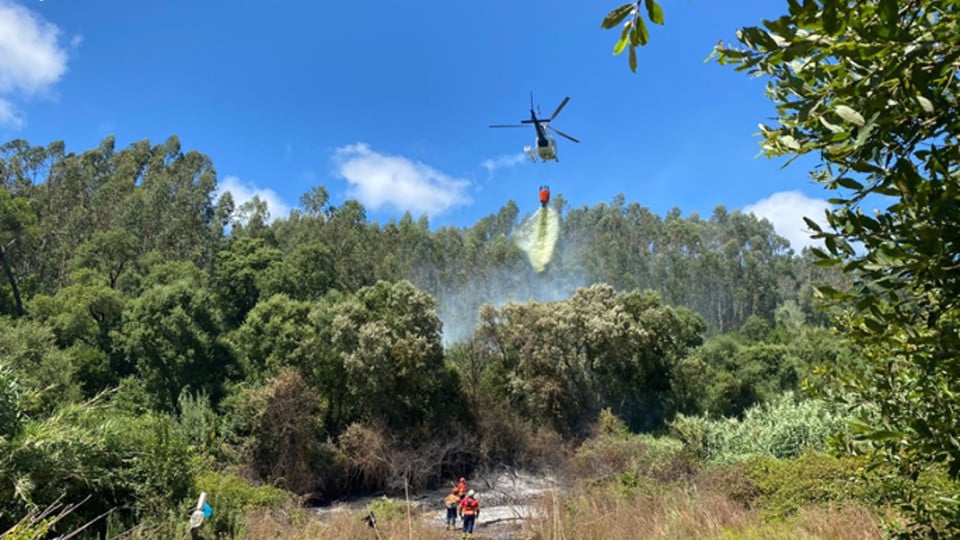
[[0, 320, 82, 416], [117, 414, 199, 516], [366, 496, 418, 523], [193, 468, 294, 538], [595, 407, 629, 438], [671, 393, 849, 463], [668, 413, 714, 462], [569, 431, 690, 492], [177, 388, 219, 459], [702, 452, 874, 519], [0, 364, 22, 439], [0, 400, 196, 535]]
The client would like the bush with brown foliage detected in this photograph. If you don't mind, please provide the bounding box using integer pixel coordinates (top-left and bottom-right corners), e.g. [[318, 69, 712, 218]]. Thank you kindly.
[[337, 422, 480, 495], [248, 369, 343, 496], [471, 402, 572, 474], [566, 410, 696, 489], [337, 422, 391, 492]]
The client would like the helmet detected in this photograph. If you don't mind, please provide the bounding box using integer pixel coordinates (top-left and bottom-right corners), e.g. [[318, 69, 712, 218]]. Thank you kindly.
[[467, 490, 476, 498], [459, 477, 466, 482]]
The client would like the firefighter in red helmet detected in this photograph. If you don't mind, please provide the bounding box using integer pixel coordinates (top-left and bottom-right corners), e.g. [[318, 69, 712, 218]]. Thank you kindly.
[[453, 477, 468, 498]]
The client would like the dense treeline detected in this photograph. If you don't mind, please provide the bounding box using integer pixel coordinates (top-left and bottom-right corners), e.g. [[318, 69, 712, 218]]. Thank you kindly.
[[0, 135, 850, 536], [1, 136, 845, 335]]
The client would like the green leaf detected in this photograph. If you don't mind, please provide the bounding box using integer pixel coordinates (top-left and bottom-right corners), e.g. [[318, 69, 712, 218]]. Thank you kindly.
[[738, 27, 778, 50], [602, 3, 635, 29], [779, 134, 801, 151], [629, 45, 638, 72], [803, 217, 823, 232], [916, 95, 934, 113], [631, 15, 650, 46], [879, 0, 898, 30], [823, 2, 839, 34], [862, 317, 887, 333], [848, 161, 884, 174], [614, 22, 631, 55], [835, 105, 865, 126], [813, 257, 842, 267], [835, 177, 865, 190], [859, 429, 902, 442], [853, 119, 876, 148], [614, 35, 628, 55], [824, 234, 838, 254], [819, 115, 844, 133], [815, 285, 846, 300], [644, 0, 664, 25]]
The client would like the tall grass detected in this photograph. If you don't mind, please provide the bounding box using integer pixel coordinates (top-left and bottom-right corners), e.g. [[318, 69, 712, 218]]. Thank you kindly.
[[239, 499, 455, 540], [531, 407, 888, 540], [526, 485, 883, 540], [243, 508, 452, 540], [670, 392, 849, 463]]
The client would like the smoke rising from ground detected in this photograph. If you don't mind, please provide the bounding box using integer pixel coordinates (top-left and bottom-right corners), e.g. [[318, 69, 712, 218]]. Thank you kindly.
[[432, 206, 589, 347]]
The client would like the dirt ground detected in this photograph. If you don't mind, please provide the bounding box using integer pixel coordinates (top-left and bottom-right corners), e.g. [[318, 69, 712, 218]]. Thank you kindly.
[[312, 470, 560, 539]]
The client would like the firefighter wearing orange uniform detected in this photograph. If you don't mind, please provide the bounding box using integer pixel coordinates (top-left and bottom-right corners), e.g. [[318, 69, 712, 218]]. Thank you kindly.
[[458, 490, 480, 538], [443, 488, 461, 530], [453, 477, 468, 498]]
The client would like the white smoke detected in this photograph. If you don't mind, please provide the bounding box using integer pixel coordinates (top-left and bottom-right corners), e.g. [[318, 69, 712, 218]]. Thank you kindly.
[[428, 208, 590, 347]]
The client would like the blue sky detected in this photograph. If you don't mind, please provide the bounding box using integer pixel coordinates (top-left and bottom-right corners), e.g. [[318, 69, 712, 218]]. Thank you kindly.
[[0, 0, 833, 250]]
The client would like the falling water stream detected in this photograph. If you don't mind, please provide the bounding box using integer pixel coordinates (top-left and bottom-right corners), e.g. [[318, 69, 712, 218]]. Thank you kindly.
[[514, 207, 560, 273]]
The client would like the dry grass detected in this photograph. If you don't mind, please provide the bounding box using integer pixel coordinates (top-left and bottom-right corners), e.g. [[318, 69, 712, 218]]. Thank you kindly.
[[727, 505, 887, 540], [221, 483, 886, 540], [241, 506, 456, 540], [523, 486, 884, 540]]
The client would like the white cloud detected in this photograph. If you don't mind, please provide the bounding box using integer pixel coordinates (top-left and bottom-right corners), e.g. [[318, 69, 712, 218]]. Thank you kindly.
[[332, 142, 472, 216], [0, 97, 23, 128], [216, 176, 291, 223], [482, 152, 527, 174], [743, 190, 831, 251], [0, 0, 71, 127]]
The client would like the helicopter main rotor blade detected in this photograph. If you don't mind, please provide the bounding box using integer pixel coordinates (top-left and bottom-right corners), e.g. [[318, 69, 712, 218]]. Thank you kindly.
[[548, 125, 580, 143], [489, 124, 527, 128], [549, 97, 570, 121]]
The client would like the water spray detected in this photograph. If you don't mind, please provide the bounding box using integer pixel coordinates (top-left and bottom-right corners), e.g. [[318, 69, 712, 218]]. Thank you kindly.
[[514, 186, 561, 273]]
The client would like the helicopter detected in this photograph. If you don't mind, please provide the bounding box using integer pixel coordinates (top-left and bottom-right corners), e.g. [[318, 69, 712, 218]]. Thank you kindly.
[[489, 92, 580, 163]]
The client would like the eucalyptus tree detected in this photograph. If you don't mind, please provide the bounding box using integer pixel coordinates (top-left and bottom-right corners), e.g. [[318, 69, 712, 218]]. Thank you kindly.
[[0, 187, 35, 317]]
